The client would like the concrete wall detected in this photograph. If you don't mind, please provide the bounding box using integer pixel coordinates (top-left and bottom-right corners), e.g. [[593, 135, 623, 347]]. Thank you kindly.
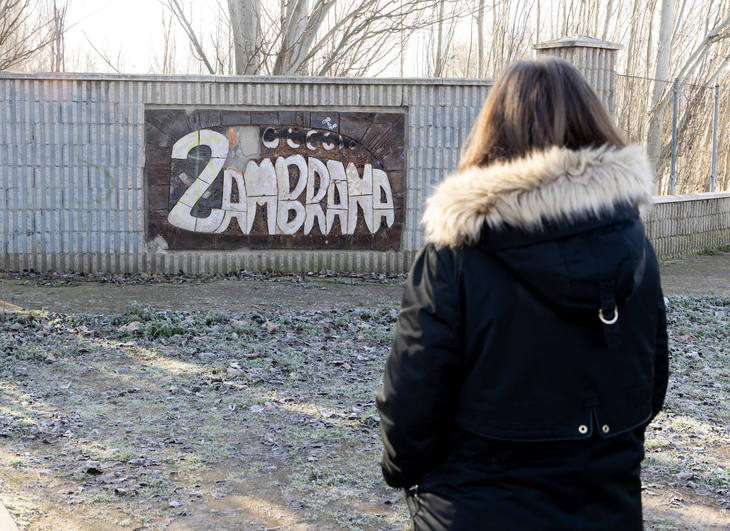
[[1, 72, 728, 274], [0, 73, 490, 273], [534, 36, 621, 114], [644, 193, 730, 259]]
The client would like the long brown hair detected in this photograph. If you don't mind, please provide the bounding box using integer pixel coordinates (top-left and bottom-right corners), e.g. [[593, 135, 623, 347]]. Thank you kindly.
[[459, 57, 626, 170]]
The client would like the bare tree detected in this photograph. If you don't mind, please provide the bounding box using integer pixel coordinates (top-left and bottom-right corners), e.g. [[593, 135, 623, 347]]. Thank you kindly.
[[430, 0, 462, 76], [601, 0, 615, 39], [646, 0, 675, 172], [476, 0, 485, 76], [271, 0, 334, 74], [675, 12, 730, 82], [432, 0, 446, 76], [82, 30, 122, 73], [155, 9, 176, 74], [163, 0, 217, 74], [212, 1, 234, 74], [0, 0, 57, 70], [164, 0, 473, 77], [398, 0, 408, 76], [228, 0, 260, 74], [645, 8, 730, 188], [49, 0, 66, 71]]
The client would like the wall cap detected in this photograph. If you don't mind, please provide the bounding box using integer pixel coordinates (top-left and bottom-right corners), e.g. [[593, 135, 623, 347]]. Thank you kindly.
[[652, 192, 730, 204], [0, 71, 495, 86], [534, 35, 623, 51]]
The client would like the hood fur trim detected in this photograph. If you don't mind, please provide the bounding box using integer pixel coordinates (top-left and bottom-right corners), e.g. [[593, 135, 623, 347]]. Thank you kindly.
[[422, 144, 654, 247]]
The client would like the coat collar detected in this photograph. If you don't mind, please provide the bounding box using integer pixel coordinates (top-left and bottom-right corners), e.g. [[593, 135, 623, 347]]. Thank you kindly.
[[422, 144, 654, 248]]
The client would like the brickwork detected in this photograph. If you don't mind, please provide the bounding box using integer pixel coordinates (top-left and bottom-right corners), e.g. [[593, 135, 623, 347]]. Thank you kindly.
[[644, 193, 730, 259]]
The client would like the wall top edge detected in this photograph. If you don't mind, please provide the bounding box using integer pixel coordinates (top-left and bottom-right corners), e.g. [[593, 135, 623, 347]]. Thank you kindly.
[[534, 35, 623, 50], [0, 71, 495, 87], [652, 192, 730, 204]]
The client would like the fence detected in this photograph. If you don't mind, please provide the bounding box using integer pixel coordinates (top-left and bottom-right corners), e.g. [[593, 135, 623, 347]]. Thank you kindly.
[[615, 73, 729, 195]]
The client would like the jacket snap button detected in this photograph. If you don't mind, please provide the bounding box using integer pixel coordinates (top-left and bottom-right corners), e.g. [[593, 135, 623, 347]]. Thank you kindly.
[[578, 424, 588, 434], [602, 424, 610, 433]]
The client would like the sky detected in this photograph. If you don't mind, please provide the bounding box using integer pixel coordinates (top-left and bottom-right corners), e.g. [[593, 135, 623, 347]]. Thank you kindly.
[[63, 0, 208, 74], [57, 0, 695, 78], [60, 0, 452, 76]]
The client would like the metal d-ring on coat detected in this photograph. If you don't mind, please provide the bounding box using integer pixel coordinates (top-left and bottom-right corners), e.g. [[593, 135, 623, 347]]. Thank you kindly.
[[599, 306, 619, 324], [377, 145, 669, 531]]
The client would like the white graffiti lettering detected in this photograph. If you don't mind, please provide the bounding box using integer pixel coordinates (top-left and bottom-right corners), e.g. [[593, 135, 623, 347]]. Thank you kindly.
[[167, 128, 396, 236]]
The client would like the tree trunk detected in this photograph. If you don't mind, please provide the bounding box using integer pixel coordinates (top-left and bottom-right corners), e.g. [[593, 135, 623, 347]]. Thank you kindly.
[[723, 121, 730, 191], [399, 0, 406, 76], [624, 0, 640, 75], [273, 0, 310, 74], [577, 0, 586, 34], [272, 0, 335, 75], [601, 0, 613, 39], [228, 0, 261, 74], [644, 0, 657, 79], [647, 0, 675, 182], [52, 0, 66, 72], [477, 0, 485, 76], [433, 0, 446, 76]]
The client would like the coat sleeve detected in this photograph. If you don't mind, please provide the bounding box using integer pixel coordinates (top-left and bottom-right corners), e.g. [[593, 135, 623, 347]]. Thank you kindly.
[[376, 244, 464, 489], [651, 299, 669, 419]]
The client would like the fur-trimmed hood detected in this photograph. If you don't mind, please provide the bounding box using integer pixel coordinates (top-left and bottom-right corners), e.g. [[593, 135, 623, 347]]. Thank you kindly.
[[422, 144, 654, 248]]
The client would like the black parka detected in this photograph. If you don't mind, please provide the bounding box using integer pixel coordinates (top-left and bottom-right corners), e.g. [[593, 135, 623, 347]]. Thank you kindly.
[[376, 145, 669, 530]]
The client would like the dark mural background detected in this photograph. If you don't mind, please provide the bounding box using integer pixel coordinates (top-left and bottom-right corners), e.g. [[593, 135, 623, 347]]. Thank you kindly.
[[145, 109, 405, 251]]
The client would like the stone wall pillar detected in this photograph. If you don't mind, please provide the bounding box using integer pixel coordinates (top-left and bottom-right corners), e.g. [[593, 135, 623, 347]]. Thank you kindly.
[[534, 35, 622, 115]]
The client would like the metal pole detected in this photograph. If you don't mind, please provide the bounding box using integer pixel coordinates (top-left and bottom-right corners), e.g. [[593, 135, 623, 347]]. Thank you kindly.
[[710, 83, 719, 192], [670, 77, 679, 195]]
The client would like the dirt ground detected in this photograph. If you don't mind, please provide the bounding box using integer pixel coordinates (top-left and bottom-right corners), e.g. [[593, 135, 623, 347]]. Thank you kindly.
[[0, 251, 727, 317], [660, 251, 730, 297], [0, 277, 404, 315], [0, 251, 728, 530]]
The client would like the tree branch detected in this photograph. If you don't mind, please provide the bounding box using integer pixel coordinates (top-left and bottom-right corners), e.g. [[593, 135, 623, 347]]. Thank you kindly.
[[162, 0, 216, 74]]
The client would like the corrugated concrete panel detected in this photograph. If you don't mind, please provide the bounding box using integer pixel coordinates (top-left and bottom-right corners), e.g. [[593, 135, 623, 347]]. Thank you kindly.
[[0, 73, 493, 273], [535, 37, 620, 114], [2, 72, 727, 273]]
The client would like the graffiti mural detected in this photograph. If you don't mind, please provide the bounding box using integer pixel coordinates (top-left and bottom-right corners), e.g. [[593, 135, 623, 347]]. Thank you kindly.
[[145, 110, 405, 250]]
